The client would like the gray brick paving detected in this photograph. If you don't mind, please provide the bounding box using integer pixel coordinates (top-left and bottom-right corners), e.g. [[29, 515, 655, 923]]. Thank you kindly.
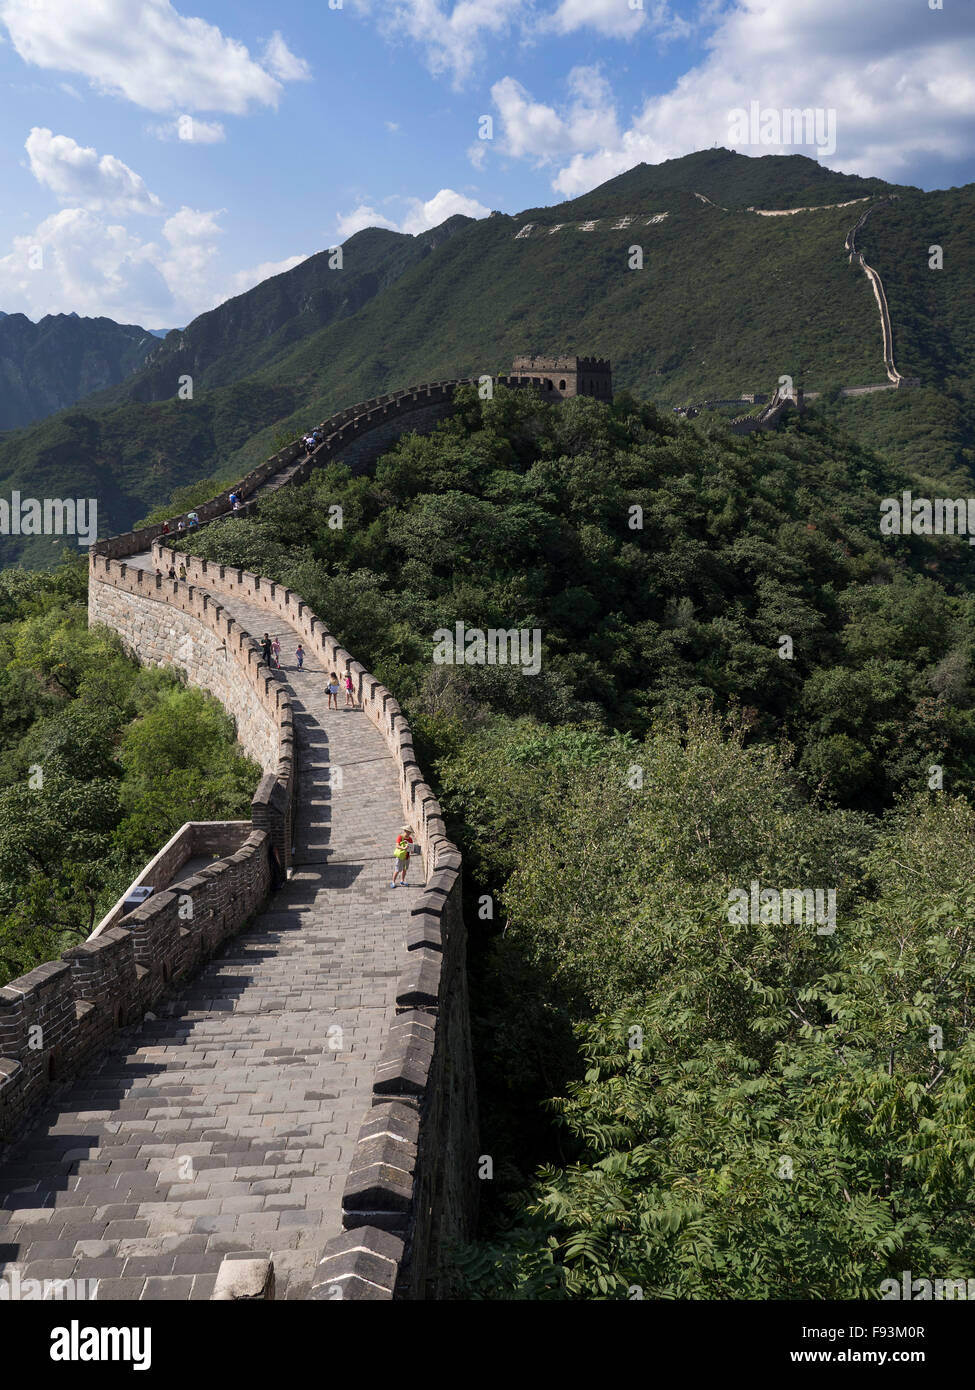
[[0, 572, 419, 1300]]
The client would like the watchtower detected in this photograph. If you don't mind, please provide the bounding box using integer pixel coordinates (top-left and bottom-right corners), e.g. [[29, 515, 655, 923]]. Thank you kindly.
[[509, 355, 613, 400]]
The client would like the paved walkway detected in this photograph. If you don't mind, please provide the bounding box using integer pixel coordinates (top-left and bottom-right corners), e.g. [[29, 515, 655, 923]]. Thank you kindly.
[[0, 573, 418, 1300]]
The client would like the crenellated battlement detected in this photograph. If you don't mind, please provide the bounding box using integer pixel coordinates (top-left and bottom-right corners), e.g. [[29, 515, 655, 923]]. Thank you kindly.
[[507, 354, 612, 399]]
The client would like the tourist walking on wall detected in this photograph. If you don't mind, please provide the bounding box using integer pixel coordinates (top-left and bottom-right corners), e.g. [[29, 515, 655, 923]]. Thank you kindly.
[[390, 826, 414, 887], [167, 565, 177, 580], [295, 643, 304, 670], [327, 672, 340, 709], [178, 563, 187, 581], [344, 673, 356, 707], [272, 636, 281, 668], [261, 632, 273, 666]]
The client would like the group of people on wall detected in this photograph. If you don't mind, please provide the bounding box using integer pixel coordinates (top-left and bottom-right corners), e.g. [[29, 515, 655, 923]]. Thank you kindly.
[[159, 511, 200, 538], [259, 631, 357, 711]]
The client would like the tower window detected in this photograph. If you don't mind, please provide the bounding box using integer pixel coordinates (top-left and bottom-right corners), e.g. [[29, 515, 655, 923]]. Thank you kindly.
[[559, 380, 566, 390]]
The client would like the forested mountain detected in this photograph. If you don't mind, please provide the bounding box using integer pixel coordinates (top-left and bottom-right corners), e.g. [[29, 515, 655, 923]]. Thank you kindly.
[[0, 148, 972, 566], [0, 312, 155, 430]]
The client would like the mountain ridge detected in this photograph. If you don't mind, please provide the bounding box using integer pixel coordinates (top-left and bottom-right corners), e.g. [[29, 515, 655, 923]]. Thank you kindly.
[[0, 312, 156, 431], [0, 149, 971, 565]]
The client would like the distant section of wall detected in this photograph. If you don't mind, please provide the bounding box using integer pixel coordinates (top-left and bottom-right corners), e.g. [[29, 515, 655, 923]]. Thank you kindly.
[[88, 553, 295, 871], [91, 820, 254, 940], [93, 381, 476, 565], [0, 830, 271, 1142], [844, 198, 916, 387]]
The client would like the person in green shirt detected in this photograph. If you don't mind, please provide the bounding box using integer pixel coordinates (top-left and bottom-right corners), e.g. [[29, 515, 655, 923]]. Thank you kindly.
[[390, 826, 414, 887]]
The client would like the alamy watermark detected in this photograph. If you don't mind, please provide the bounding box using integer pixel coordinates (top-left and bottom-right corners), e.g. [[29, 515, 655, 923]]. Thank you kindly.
[[432, 621, 542, 676], [728, 102, 837, 158], [1, 1267, 99, 1301], [880, 1271, 974, 1300], [727, 880, 836, 934], [880, 491, 975, 544], [0, 493, 97, 547]]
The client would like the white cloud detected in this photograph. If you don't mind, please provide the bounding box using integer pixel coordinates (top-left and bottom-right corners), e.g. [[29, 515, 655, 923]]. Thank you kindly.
[[0, 0, 305, 113], [147, 116, 227, 143], [227, 255, 310, 297], [348, 0, 523, 85], [494, 0, 975, 195], [25, 128, 163, 215], [336, 204, 401, 238], [548, 0, 688, 41], [0, 209, 169, 324], [400, 189, 490, 233], [337, 188, 490, 239], [350, 0, 691, 82], [262, 30, 311, 82], [0, 203, 305, 326], [492, 67, 620, 162]]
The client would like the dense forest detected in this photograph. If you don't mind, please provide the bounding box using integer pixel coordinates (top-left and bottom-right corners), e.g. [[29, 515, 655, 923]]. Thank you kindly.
[[0, 559, 259, 988], [169, 385, 975, 1297]]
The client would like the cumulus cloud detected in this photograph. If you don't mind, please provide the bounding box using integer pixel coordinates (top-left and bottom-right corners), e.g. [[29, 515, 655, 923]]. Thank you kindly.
[[227, 255, 310, 297], [336, 205, 401, 238], [400, 189, 490, 233], [0, 209, 170, 324], [0, 0, 304, 113], [548, 0, 688, 42], [25, 128, 163, 215], [0, 203, 306, 326], [493, 67, 620, 162], [349, 0, 690, 82], [492, 0, 975, 195], [337, 188, 490, 240], [262, 30, 311, 82]]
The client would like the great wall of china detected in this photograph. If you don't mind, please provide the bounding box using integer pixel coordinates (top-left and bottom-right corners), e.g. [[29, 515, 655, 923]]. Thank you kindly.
[[0, 215, 919, 1295], [0, 377, 500, 1301], [677, 197, 920, 424]]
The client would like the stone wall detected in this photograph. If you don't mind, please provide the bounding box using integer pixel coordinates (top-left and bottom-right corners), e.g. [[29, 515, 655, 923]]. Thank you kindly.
[[10, 374, 486, 1295], [87, 553, 295, 870], [93, 381, 477, 565], [92, 820, 255, 939], [0, 829, 271, 1142], [128, 540, 479, 1298]]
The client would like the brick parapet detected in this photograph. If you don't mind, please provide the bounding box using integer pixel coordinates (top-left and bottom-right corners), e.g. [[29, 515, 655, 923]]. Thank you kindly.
[[0, 829, 271, 1142]]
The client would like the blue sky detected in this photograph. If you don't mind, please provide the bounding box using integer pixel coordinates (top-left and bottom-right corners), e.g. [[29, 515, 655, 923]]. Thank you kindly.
[[0, 0, 972, 329]]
